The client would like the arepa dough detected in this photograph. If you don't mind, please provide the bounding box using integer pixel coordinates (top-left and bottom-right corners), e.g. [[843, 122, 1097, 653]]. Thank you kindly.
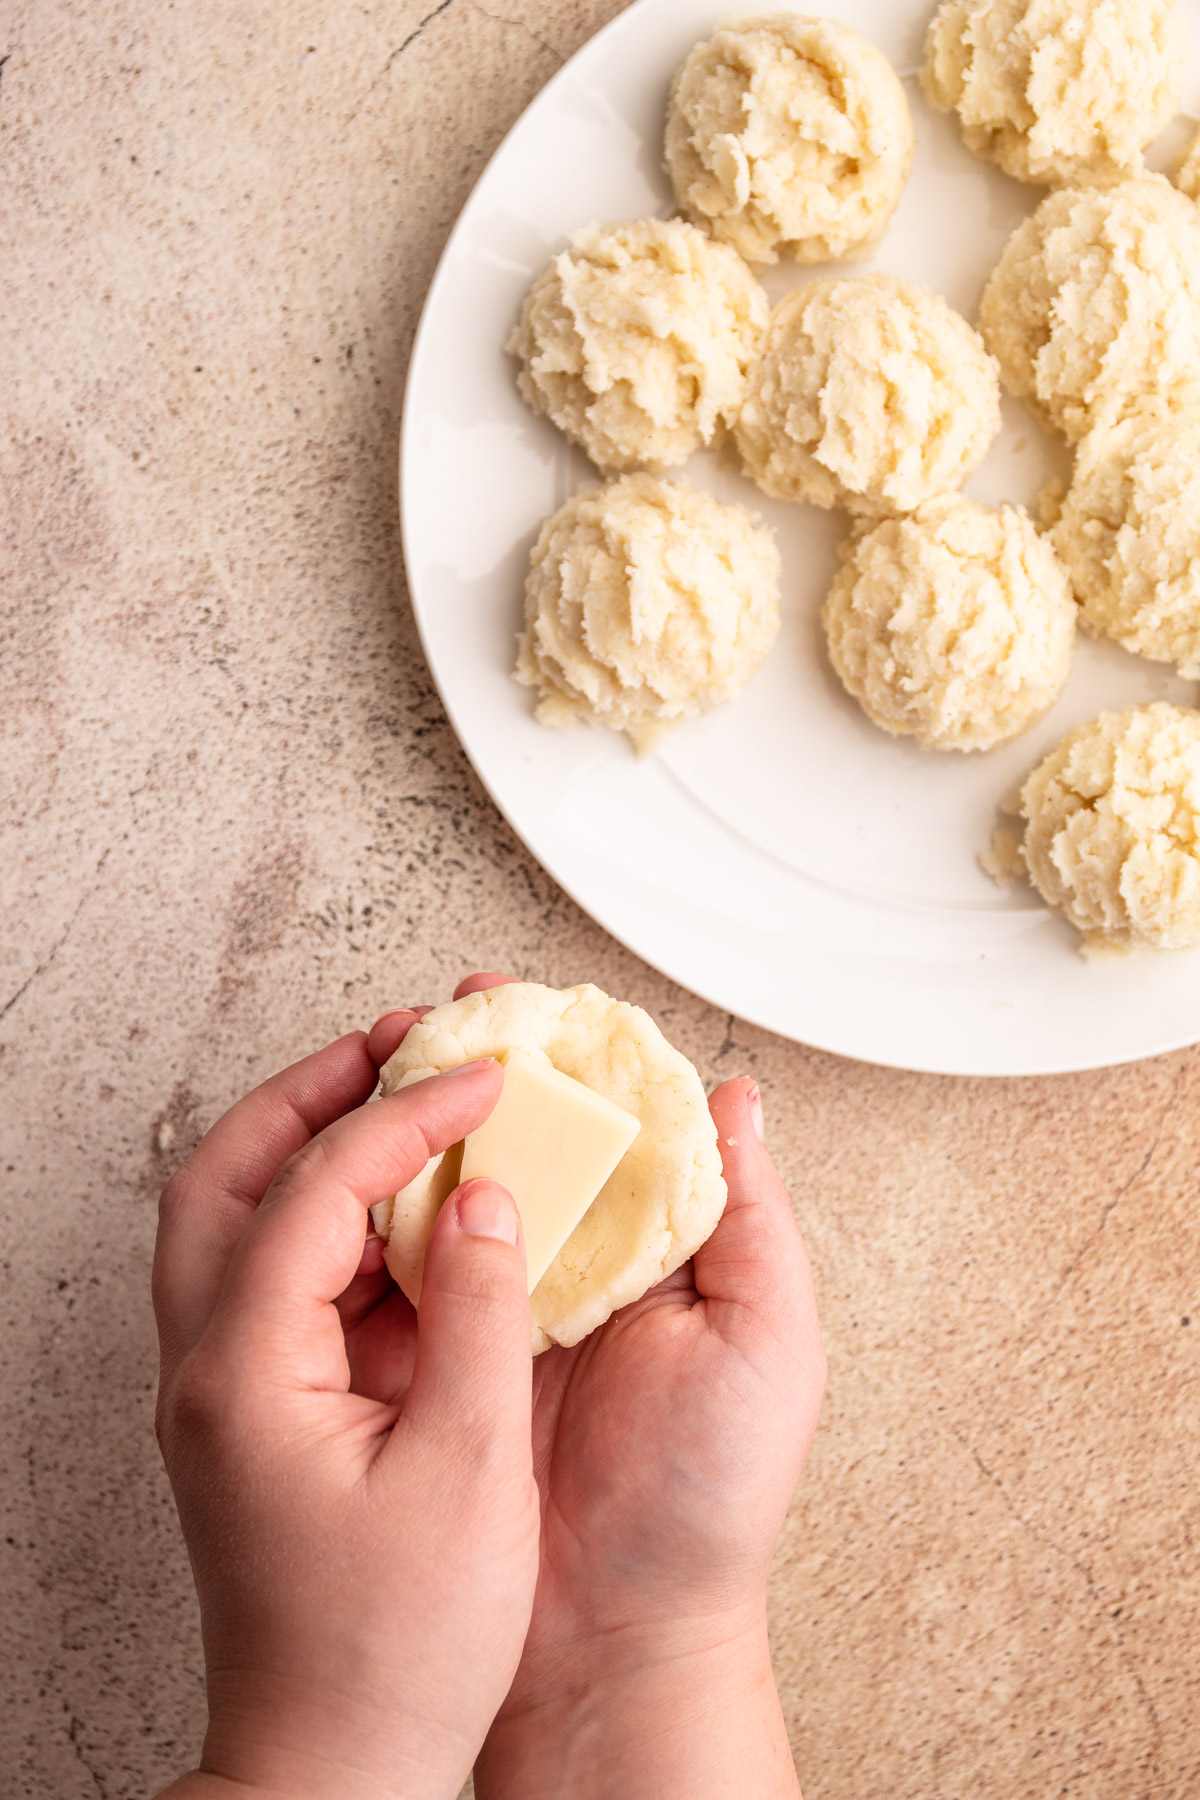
[[507, 218, 767, 473], [980, 178, 1200, 442], [1014, 703, 1200, 954], [516, 473, 781, 752], [1052, 394, 1200, 675], [922, 0, 1182, 185], [1177, 125, 1200, 202], [373, 982, 727, 1353], [664, 15, 914, 266], [735, 275, 1001, 515], [823, 497, 1076, 751]]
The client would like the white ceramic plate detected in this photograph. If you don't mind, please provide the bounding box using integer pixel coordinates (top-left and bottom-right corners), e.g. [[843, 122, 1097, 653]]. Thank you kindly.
[[401, 0, 1200, 1076]]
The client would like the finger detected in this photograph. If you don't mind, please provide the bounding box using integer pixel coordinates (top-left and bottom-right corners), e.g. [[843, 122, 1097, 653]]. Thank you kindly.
[[452, 971, 521, 1000], [367, 1005, 431, 1067], [400, 1179, 533, 1455], [334, 1260, 393, 1333], [208, 1060, 504, 1381], [694, 1080, 822, 1365], [153, 1031, 379, 1375], [344, 1287, 420, 1406]]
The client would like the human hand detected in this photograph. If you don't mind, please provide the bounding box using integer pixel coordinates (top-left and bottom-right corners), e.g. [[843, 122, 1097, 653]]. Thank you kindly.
[[384, 975, 825, 1800], [152, 1024, 539, 1800]]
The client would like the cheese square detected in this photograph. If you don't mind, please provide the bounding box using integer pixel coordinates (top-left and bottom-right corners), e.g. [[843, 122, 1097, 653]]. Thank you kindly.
[[460, 1048, 641, 1292]]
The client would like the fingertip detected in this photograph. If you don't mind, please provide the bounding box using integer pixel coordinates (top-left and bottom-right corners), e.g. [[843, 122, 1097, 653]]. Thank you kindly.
[[366, 1007, 430, 1067], [452, 971, 521, 1000], [404, 1179, 532, 1433], [453, 1178, 522, 1250], [709, 1077, 764, 1148], [357, 1231, 387, 1276]]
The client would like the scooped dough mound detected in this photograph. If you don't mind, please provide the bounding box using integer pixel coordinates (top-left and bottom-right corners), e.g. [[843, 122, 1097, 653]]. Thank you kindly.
[[980, 179, 1200, 442], [664, 15, 914, 266], [1016, 703, 1200, 954], [822, 497, 1076, 751], [1052, 395, 1200, 675], [1177, 125, 1200, 202], [507, 218, 768, 473], [373, 982, 727, 1353], [516, 473, 781, 752], [734, 276, 1001, 515], [922, 0, 1182, 185]]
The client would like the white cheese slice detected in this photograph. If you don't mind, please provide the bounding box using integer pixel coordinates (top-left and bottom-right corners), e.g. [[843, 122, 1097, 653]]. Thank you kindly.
[[460, 1048, 641, 1293]]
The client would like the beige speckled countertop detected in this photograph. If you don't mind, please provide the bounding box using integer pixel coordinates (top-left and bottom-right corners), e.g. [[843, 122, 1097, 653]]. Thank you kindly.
[[3, 3, 1200, 1795]]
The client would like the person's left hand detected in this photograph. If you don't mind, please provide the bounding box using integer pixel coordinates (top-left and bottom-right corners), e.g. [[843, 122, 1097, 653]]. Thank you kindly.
[[370, 975, 826, 1800], [153, 1021, 539, 1800]]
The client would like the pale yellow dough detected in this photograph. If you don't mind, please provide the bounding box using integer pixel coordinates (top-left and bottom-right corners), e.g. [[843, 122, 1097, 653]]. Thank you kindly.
[[980, 178, 1200, 442], [374, 983, 727, 1353], [507, 218, 768, 474], [1177, 125, 1200, 202], [1014, 703, 1200, 954], [922, 0, 1182, 185], [516, 473, 780, 752], [1053, 395, 1200, 676], [823, 498, 1075, 752], [735, 276, 1001, 515], [664, 15, 914, 266]]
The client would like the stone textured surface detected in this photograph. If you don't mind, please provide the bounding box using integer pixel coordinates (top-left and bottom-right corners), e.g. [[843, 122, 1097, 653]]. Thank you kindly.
[[2, 3, 1199, 1796]]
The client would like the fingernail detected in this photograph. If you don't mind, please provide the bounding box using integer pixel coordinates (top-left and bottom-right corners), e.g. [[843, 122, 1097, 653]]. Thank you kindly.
[[747, 1083, 765, 1142], [455, 1179, 520, 1245], [441, 1057, 497, 1078]]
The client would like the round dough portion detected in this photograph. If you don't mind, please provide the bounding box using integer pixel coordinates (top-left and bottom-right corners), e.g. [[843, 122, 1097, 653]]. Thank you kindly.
[[1053, 395, 1200, 676], [1177, 125, 1200, 202], [516, 473, 780, 753], [922, 0, 1182, 186], [823, 498, 1076, 752], [664, 15, 914, 266], [507, 218, 768, 474], [375, 983, 727, 1353], [1017, 703, 1200, 953], [980, 179, 1200, 442], [735, 276, 1001, 515]]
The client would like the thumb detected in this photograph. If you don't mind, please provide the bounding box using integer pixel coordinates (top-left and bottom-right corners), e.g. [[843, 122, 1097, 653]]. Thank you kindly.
[[401, 1179, 533, 1448]]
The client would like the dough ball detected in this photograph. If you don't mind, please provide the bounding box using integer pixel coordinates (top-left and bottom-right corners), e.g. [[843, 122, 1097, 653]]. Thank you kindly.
[[516, 472, 780, 753], [1052, 395, 1200, 675], [822, 497, 1076, 752], [922, 0, 1182, 185], [980, 178, 1200, 442], [735, 275, 1001, 515], [1016, 703, 1200, 953], [507, 218, 768, 474], [664, 15, 914, 266], [1177, 124, 1200, 202], [374, 982, 727, 1352]]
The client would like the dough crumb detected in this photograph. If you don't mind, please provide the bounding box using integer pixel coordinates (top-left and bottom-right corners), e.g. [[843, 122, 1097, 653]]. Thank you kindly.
[[516, 473, 780, 752], [1018, 703, 1200, 954], [508, 217, 767, 474], [922, 0, 1183, 186], [1052, 392, 1200, 675], [822, 496, 1075, 753], [665, 14, 914, 266], [980, 178, 1200, 443], [979, 821, 1026, 885], [735, 275, 1000, 516]]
